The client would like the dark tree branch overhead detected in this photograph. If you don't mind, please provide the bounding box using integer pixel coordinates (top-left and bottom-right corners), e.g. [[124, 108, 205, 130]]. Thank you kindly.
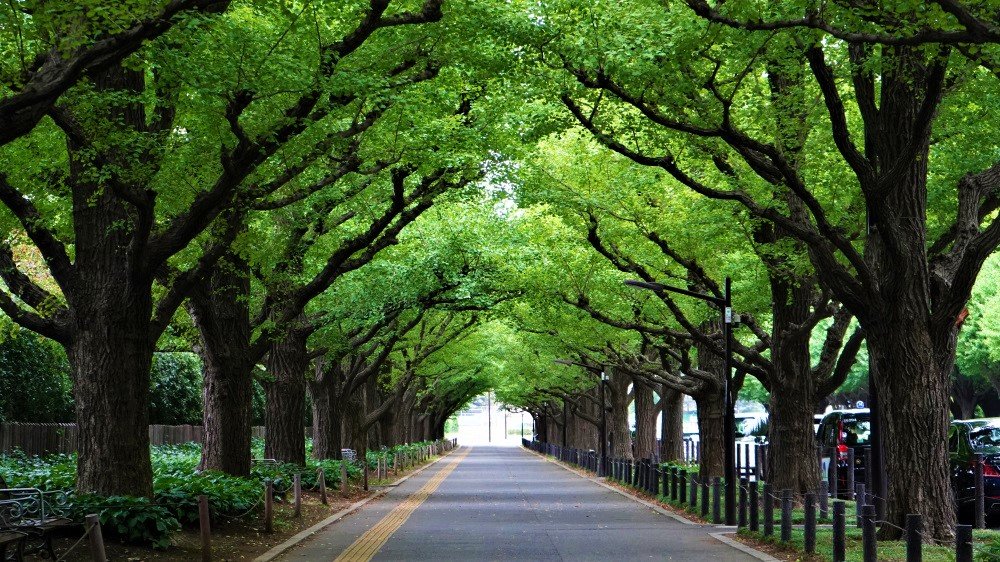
[[0, 0, 231, 146]]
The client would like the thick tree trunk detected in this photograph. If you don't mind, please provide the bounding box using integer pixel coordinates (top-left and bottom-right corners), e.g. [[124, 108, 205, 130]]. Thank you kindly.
[[66, 65, 156, 497], [188, 253, 253, 476], [263, 326, 309, 465], [694, 389, 725, 480], [309, 389, 343, 460], [633, 380, 657, 459], [867, 320, 955, 539], [69, 312, 154, 496], [342, 389, 367, 451], [608, 369, 632, 458], [694, 321, 725, 480], [766, 277, 821, 496], [659, 386, 684, 462]]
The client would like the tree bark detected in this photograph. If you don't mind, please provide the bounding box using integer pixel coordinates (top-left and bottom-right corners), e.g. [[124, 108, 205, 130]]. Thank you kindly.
[[765, 277, 822, 495], [188, 253, 253, 476], [608, 368, 632, 458], [633, 379, 657, 459], [309, 389, 344, 460], [263, 325, 309, 465], [659, 386, 684, 462], [69, 308, 154, 496]]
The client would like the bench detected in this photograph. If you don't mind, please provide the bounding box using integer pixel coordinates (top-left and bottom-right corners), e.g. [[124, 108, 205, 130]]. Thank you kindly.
[[0, 476, 79, 559], [0, 526, 26, 562]]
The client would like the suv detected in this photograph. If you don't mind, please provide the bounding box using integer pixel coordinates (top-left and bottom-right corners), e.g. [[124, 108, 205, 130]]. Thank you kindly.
[[950, 418, 1000, 520], [816, 409, 869, 497]]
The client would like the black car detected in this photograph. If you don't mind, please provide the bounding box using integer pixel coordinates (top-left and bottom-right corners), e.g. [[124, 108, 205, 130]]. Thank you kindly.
[[949, 419, 1000, 519], [816, 409, 869, 498]]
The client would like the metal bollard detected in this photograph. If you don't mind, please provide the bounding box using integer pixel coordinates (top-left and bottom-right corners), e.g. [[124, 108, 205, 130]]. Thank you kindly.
[[763, 482, 773, 537], [804, 493, 816, 554], [833, 501, 846, 562], [780, 489, 792, 542], [679, 470, 687, 504], [956, 524, 973, 562], [861, 504, 876, 562], [713, 477, 722, 524], [749, 481, 759, 532], [847, 448, 856, 500], [829, 447, 838, 499], [906, 513, 921, 562], [820, 480, 829, 519], [738, 478, 748, 528], [855, 483, 866, 527], [670, 468, 678, 501]]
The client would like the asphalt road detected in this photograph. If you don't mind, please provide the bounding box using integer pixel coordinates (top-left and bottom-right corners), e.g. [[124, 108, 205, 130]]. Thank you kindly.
[[280, 446, 760, 561]]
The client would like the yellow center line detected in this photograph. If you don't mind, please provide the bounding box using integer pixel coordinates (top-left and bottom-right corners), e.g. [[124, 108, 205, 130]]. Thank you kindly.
[[333, 447, 471, 562]]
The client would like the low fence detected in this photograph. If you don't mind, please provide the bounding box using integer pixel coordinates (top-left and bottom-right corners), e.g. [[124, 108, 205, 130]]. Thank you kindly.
[[525, 438, 989, 562], [0, 423, 267, 456]]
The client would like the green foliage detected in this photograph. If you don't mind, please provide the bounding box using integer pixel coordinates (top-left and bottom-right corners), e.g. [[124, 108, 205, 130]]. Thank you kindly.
[[69, 495, 180, 550], [149, 353, 203, 425], [0, 317, 73, 423]]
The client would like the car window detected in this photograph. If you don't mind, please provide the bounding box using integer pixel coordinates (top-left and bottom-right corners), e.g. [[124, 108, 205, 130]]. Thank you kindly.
[[949, 425, 961, 453], [841, 418, 870, 446], [821, 419, 837, 448], [968, 425, 1000, 451]]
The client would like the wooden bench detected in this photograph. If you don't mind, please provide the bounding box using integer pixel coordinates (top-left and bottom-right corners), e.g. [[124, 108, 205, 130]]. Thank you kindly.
[[0, 476, 79, 559]]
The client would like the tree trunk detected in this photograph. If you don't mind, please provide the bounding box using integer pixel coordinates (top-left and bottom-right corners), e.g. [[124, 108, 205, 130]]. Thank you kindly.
[[69, 311, 154, 496], [866, 319, 955, 539], [659, 386, 684, 462], [694, 389, 724, 480], [66, 65, 156, 497], [309, 388, 343, 460], [342, 389, 366, 451], [633, 379, 657, 459], [188, 253, 253, 476], [263, 325, 308, 465], [608, 369, 632, 458], [765, 276, 822, 495]]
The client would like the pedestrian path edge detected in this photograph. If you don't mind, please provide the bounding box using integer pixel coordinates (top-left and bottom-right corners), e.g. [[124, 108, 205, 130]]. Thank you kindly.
[[253, 446, 463, 562]]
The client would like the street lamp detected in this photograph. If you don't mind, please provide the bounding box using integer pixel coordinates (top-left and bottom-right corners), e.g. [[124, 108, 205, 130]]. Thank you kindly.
[[625, 276, 737, 526]]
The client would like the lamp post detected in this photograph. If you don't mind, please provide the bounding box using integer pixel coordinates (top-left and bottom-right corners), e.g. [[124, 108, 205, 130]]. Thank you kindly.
[[625, 276, 737, 525], [600, 370, 608, 477]]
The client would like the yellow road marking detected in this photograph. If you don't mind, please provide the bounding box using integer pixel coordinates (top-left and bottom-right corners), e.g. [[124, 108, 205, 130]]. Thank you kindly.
[[333, 447, 470, 562]]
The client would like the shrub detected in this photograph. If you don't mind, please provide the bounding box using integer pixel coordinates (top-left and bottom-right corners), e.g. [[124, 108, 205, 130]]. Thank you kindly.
[[0, 317, 74, 423], [149, 352, 203, 425], [70, 495, 180, 549]]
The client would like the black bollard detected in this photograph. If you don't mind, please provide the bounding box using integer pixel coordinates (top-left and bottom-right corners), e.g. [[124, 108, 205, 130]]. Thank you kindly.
[[804, 493, 816, 554], [819, 481, 829, 520], [906, 513, 921, 562], [749, 481, 759, 532], [679, 470, 688, 505], [763, 482, 773, 537], [713, 477, 722, 524], [855, 483, 866, 527], [670, 467, 678, 500], [828, 447, 839, 499], [738, 478, 748, 528], [861, 504, 876, 562], [956, 524, 973, 562], [780, 489, 792, 542], [847, 448, 856, 501], [833, 501, 846, 562]]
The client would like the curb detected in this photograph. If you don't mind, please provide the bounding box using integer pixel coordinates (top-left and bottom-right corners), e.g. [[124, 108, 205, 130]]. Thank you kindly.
[[526, 448, 696, 526], [253, 446, 462, 562], [709, 532, 782, 562]]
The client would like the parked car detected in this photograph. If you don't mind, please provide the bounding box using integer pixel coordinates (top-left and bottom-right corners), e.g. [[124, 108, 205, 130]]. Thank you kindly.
[[813, 414, 824, 435], [816, 409, 869, 498], [949, 418, 1000, 520]]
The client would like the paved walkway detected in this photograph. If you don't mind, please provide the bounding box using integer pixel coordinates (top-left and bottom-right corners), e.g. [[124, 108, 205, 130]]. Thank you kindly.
[[278, 446, 759, 561]]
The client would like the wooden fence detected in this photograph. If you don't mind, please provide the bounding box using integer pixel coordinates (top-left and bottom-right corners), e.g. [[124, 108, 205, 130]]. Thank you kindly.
[[0, 423, 266, 456]]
